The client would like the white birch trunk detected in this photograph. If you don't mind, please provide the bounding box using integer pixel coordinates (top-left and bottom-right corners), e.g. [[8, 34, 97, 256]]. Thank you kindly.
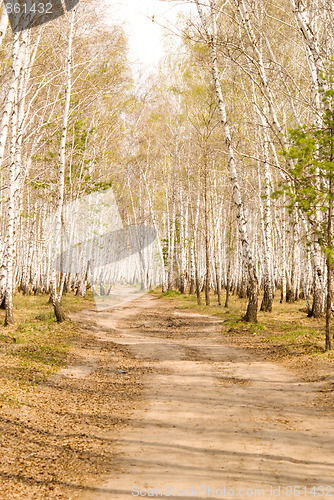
[[290, 0, 325, 101], [167, 168, 176, 291], [258, 106, 274, 312], [0, 29, 21, 167], [4, 32, 22, 325], [195, 0, 259, 321], [179, 185, 187, 294], [142, 168, 166, 292], [50, 9, 75, 322]]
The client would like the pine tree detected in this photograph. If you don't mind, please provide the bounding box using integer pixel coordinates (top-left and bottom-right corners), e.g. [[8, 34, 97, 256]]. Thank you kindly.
[[283, 82, 334, 350]]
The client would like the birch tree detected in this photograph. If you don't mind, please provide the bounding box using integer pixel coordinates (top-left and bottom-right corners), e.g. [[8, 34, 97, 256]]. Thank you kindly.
[[193, 0, 259, 321], [3, 30, 27, 325], [50, 8, 75, 322]]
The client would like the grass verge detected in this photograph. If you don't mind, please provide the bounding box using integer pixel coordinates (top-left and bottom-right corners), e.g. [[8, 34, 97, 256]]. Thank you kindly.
[[0, 291, 95, 407], [153, 289, 334, 363]]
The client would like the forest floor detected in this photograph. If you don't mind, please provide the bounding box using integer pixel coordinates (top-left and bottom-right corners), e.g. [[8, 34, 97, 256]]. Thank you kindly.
[[0, 291, 334, 499]]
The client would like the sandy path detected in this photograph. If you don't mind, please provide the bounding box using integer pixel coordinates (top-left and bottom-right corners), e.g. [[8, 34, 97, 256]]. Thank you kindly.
[[74, 295, 334, 500]]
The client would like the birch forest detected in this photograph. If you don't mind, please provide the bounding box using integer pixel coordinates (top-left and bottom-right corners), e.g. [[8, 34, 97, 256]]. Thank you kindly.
[[1, 0, 334, 350]]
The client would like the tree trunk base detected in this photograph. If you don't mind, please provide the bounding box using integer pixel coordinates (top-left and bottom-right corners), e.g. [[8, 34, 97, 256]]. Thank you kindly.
[[260, 285, 273, 312], [4, 310, 14, 326], [311, 288, 324, 318], [52, 298, 66, 323], [286, 289, 295, 303], [4, 291, 14, 326], [224, 289, 230, 308], [0, 296, 5, 310], [243, 280, 258, 323]]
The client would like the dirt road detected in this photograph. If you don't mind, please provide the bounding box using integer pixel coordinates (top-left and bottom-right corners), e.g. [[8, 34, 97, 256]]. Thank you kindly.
[[73, 295, 334, 500]]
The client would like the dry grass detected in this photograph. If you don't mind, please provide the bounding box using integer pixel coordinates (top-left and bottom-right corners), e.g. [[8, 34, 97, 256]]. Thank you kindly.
[[0, 290, 142, 499], [155, 289, 334, 369], [0, 291, 95, 404]]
